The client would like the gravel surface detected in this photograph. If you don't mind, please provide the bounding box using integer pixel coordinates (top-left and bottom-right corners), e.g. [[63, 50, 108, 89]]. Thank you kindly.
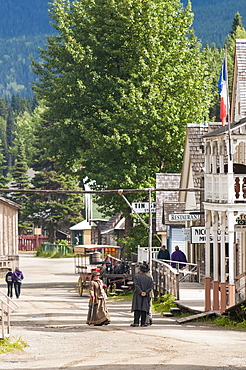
[[0, 253, 246, 370]]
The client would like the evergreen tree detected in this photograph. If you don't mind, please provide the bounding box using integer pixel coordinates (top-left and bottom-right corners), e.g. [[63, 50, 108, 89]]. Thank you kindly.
[[0, 140, 9, 190], [230, 12, 244, 37], [0, 98, 8, 120], [11, 139, 31, 232], [0, 116, 8, 176], [25, 163, 84, 242], [203, 12, 246, 121], [6, 107, 15, 169]]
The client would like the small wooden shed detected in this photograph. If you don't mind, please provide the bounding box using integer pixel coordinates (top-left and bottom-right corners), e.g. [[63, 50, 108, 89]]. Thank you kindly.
[[0, 197, 20, 276]]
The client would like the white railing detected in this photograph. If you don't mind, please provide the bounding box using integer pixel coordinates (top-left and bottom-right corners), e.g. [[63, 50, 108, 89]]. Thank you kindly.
[[205, 174, 246, 203], [152, 259, 180, 299], [0, 289, 19, 338], [137, 246, 159, 263]]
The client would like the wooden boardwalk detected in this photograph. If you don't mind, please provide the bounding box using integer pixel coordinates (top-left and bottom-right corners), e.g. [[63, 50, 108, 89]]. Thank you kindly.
[[175, 281, 205, 313]]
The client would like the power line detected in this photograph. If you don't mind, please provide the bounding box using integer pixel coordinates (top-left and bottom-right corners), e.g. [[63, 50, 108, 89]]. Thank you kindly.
[[0, 187, 203, 195]]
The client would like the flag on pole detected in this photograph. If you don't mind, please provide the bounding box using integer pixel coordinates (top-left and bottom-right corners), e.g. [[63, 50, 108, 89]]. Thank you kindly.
[[218, 58, 228, 126]]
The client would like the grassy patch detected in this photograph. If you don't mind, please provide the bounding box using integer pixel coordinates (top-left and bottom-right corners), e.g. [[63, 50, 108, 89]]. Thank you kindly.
[[108, 291, 133, 301], [0, 337, 28, 354], [213, 316, 246, 330], [192, 314, 246, 331], [36, 248, 73, 258], [152, 293, 177, 313]]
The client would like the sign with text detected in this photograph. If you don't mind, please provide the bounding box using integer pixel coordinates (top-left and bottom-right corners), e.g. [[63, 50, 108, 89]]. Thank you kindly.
[[191, 226, 228, 244], [169, 213, 200, 222], [131, 202, 156, 213], [182, 228, 191, 242]]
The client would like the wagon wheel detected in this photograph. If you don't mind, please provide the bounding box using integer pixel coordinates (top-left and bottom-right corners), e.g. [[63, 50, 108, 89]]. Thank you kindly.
[[78, 276, 83, 296]]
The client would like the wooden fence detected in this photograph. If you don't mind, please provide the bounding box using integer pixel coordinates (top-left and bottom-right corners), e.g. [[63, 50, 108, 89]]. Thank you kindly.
[[18, 235, 49, 251]]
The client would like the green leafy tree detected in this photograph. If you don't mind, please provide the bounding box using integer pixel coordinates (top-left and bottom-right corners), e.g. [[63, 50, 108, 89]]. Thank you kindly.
[[32, 0, 213, 218]]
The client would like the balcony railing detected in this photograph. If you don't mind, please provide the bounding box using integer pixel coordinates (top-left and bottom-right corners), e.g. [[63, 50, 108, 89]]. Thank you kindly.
[[205, 173, 246, 203]]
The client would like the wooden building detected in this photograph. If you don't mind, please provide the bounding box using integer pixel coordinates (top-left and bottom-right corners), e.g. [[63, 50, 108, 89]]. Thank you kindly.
[[203, 118, 246, 312], [0, 197, 19, 276]]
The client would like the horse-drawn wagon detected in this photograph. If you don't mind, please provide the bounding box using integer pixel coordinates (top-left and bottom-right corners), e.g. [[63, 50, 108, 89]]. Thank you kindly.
[[74, 244, 133, 296]]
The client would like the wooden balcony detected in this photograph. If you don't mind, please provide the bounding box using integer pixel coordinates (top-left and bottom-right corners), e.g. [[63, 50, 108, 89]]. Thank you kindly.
[[205, 173, 246, 203]]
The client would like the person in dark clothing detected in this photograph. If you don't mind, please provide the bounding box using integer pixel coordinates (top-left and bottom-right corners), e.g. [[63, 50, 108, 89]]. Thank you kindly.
[[131, 264, 153, 327], [5, 268, 13, 298], [157, 245, 170, 260], [12, 267, 24, 298], [171, 245, 187, 269]]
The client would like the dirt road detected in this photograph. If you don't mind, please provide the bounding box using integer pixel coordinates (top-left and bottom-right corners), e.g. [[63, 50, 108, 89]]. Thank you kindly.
[[0, 253, 245, 370]]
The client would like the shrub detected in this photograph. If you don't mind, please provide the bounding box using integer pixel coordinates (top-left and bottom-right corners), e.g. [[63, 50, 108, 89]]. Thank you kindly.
[[152, 293, 176, 313]]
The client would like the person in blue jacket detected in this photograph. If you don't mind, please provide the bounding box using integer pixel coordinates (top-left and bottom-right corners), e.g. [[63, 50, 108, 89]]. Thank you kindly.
[[12, 267, 24, 298]]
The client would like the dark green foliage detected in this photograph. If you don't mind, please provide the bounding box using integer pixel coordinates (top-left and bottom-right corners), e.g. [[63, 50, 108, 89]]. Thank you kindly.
[[25, 168, 84, 243], [0, 95, 38, 177], [10, 140, 30, 232], [230, 12, 243, 36], [0, 141, 9, 189], [182, 0, 246, 46], [6, 108, 15, 169], [0, 35, 49, 98]]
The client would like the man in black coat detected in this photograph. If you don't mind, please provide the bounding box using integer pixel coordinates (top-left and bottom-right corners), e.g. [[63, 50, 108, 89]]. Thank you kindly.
[[130, 264, 153, 327], [157, 245, 170, 260], [5, 268, 13, 298]]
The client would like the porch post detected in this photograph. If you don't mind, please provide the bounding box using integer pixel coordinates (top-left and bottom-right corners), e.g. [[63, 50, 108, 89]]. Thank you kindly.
[[219, 211, 227, 313], [227, 210, 235, 307], [205, 209, 211, 311], [212, 211, 219, 310]]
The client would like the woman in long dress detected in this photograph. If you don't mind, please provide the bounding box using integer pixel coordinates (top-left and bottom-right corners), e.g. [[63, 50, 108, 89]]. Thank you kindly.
[[86, 271, 110, 326]]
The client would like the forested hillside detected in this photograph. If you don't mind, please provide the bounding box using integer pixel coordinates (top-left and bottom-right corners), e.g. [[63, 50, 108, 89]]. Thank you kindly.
[[183, 0, 246, 45], [0, 0, 245, 98], [0, 0, 51, 39], [0, 36, 45, 98]]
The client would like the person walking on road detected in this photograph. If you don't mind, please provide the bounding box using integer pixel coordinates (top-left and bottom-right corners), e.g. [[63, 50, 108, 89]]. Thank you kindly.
[[157, 245, 170, 261], [171, 245, 187, 269], [5, 268, 13, 298], [86, 271, 110, 326], [130, 264, 153, 327], [12, 266, 24, 298]]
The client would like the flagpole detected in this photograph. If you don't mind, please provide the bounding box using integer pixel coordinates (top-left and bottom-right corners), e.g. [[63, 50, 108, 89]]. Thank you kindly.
[[224, 44, 232, 161]]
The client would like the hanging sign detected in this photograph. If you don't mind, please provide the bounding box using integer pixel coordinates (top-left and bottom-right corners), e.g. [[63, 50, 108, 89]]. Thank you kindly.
[[131, 202, 156, 213], [169, 213, 200, 222], [182, 228, 191, 241], [191, 226, 228, 244]]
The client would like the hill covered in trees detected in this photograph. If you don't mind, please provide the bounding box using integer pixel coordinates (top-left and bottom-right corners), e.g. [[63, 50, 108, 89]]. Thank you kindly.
[[183, 0, 246, 45], [0, 0, 246, 98]]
